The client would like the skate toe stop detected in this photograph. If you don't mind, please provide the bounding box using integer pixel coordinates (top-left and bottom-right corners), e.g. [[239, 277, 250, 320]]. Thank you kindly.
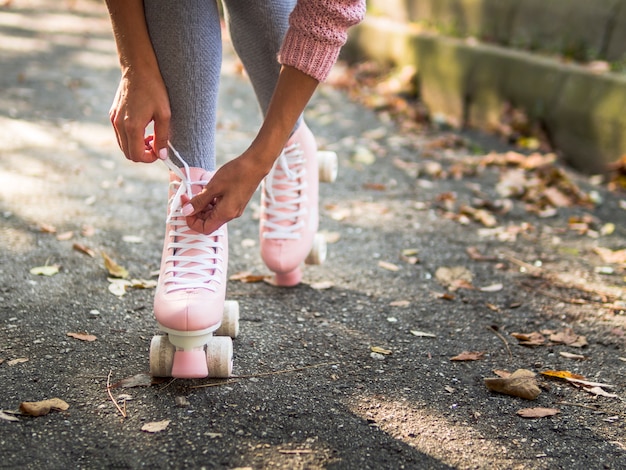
[[171, 350, 209, 378]]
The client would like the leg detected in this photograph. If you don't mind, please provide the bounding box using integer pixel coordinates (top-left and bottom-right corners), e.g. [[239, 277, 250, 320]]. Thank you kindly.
[[221, 0, 299, 124], [143, 2, 237, 378], [144, 0, 221, 171]]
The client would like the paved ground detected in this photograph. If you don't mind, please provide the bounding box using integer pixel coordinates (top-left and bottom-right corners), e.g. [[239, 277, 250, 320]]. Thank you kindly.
[[1, 1, 626, 469]]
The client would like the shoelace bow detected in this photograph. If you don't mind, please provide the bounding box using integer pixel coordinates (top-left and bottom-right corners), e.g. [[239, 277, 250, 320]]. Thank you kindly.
[[161, 144, 224, 294], [263, 143, 307, 240]]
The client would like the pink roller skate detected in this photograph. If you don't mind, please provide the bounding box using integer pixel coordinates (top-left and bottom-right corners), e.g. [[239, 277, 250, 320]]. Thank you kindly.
[[149, 147, 239, 379], [260, 122, 338, 286]]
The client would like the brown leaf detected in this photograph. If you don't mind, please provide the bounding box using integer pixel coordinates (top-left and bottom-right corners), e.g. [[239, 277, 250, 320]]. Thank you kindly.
[[73, 243, 96, 257], [39, 223, 57, 233], [594, 247, 626, 265], [378, 261, 401, 272], [549, 328, 588, 348], [56, 231, 74, 241], [229, 271, 270, 283], [7, 358, 29, 366], [101, 252, 129, 279], [511, 331, 546, 346], [19, 398, 69, 417], [67, 332, 97, 342], [450, 351, 485, 361], [435, 266, 473, 290], [517, 407, 560, 419], [141, 419, 170, 433], [484, 369, 541, 400]]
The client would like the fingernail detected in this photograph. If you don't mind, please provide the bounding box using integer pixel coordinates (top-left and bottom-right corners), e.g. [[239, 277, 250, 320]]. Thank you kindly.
[[159, 148, 168, 160], [182, 203, 194, 216]]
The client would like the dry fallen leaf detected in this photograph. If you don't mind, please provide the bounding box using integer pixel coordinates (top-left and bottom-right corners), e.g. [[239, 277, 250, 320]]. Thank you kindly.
[[450, 351, 486, 361], [594, 247, 626, 265], [101, 252, 129, 279], [511, 331, 546, 346], [56, 231, 74, 241], [67, 332, 97, 342], [549, 328, 588, 348], [7, 358, 28, 366], [310, 281, 334, 290], [517, 407, 560, 419], [484, 369, 541, 400], [30, 264, 61, 276], [0, 410, 20, 422], [541, 370, 586, 381], [378, 261, 401, 272], [479, 283, 503, 292], [410, 330, 437, 338], [73, 243, 96, 257], [586, 387, 619, 398], [229, 271, 270, 283], [19, 398, 69, 417], [141, 419, 170, 433], [559, 351, 586, 360], [370, 346, 392, 355], [435, 266, 473, 290], [39, 223, 57, 233]]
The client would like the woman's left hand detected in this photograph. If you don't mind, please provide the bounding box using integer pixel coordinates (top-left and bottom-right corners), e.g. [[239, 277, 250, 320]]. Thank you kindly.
[[181, 152, 270, 235]]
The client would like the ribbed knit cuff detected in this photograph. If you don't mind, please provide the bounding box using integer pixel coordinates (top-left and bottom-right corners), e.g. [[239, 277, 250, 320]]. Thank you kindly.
[[278, 29, 341, 82]]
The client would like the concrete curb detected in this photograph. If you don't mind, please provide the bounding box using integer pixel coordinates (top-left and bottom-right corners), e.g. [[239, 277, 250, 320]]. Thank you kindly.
[[346, 15, 626, 173]]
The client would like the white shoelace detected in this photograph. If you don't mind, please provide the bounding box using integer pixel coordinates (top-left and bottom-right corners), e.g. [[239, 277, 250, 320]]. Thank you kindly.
[[262, 143, 307, 240], [161, 144, 224, 294]]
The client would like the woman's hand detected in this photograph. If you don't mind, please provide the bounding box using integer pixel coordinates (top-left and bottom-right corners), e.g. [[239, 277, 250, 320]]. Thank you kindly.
[[105, 0, 170, 163], [181, 151, 271, 235], [109, 69, 171, 163]]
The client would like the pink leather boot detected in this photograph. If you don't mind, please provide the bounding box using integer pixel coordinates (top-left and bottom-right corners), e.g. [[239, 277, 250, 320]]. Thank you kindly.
[[152, 162, 228, 378], [260, 122, 321, 286]]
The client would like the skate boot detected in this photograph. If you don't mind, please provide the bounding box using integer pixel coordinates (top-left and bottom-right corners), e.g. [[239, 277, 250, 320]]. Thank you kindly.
[[149, 150, 239, 379], [260, 122, 338, 286]]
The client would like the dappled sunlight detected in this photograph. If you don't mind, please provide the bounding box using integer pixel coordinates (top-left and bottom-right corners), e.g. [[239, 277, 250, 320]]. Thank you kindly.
[[1, 116, 59, 151], [349, 394, 517, 469]]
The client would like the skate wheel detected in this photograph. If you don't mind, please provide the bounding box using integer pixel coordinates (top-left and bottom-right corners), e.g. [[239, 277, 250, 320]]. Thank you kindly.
[[214, 300, 240, 339], [149, 335, 175, 377], [305, 232, 327, 265], [317, 151, 338, 183], [206, 336, 233, 378]]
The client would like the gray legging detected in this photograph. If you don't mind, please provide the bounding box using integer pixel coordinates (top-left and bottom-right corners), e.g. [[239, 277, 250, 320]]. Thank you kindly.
[[144, 0, 301, 171]]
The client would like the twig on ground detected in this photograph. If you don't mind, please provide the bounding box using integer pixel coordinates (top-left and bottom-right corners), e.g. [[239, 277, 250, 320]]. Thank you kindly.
[[487, 326, 512, 359], [106, 370, 127, 419]]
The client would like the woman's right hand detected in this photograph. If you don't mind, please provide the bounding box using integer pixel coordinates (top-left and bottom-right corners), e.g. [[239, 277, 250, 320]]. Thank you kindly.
[[109, 68, 171, 163]]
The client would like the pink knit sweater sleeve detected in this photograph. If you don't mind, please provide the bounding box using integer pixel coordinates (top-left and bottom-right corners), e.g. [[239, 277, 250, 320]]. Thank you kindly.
[[278, 0, 366, 82]]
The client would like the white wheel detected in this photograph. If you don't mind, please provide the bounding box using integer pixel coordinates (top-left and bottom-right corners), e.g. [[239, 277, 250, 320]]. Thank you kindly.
[[305, 232, 327, 265], [317, 151, 338, 183], [214, 300, 240, 339], [149, 335, 175, 377], [206, 336, 233, 378]]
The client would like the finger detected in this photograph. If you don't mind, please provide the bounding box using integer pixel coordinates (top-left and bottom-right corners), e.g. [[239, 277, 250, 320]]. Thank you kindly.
[[186, 207, 226, 235], [125, 118, 157, 163], [182, 188, 218, 217], [153, 109, 171, 161]]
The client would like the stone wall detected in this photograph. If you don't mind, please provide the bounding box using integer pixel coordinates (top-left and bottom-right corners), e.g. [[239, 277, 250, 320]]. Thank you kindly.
[[345, 0, 626, 172]]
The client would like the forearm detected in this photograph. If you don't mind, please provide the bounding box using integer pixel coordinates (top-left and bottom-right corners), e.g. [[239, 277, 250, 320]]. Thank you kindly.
[[105, 0, 159, 75], [247, 65, 319, 174]]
